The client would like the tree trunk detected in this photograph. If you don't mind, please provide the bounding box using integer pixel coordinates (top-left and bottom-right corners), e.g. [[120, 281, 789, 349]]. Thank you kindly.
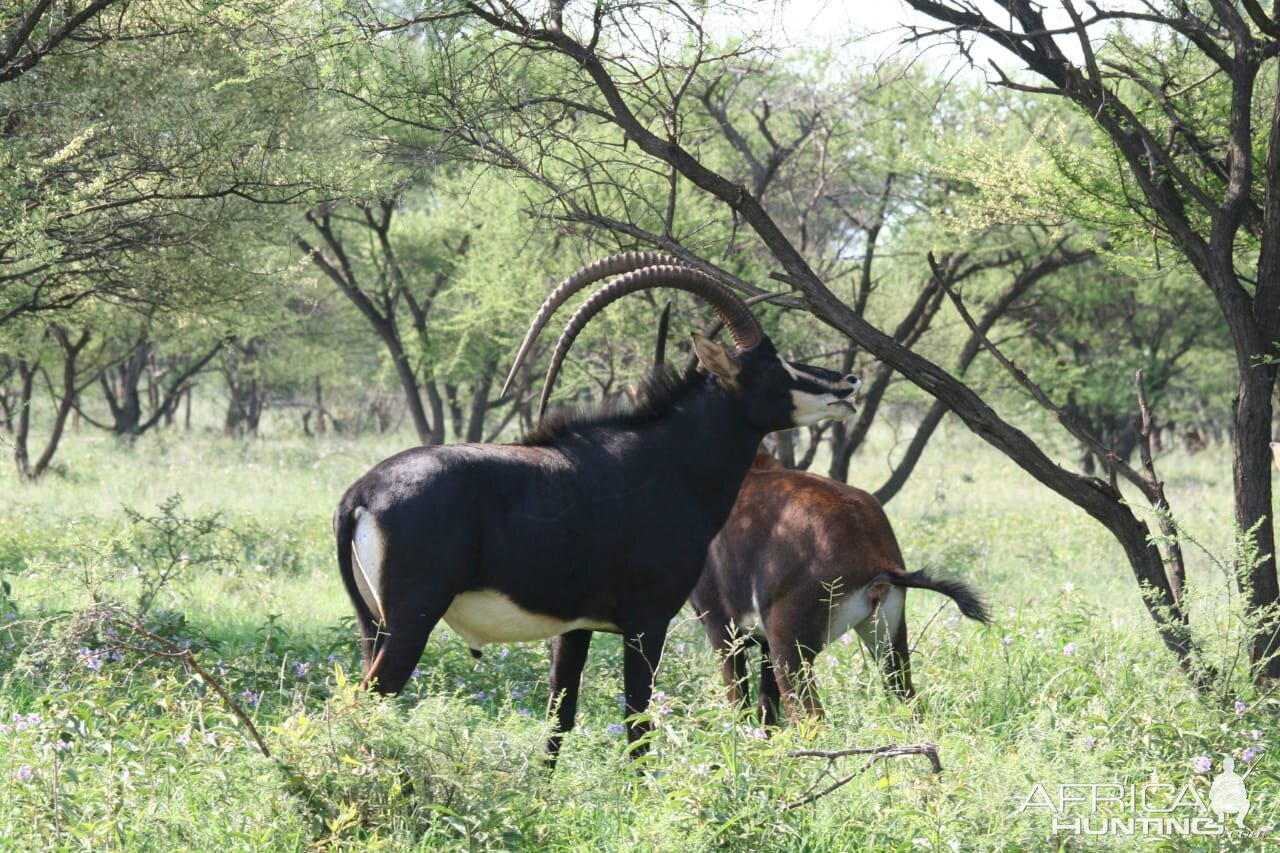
[[465, 372, 494, 444], [100, 340, 148, 438], [314, 375, 327, 435], [768, 429, 797, 469], [13, 359, 35, 481], [1235, 360, 1280, 678], [425, 380, 446, 445], [389, 341, 434, 444], [225, 375, 264, 437], [446, 383, 465, 442], [874, 402, 948, 505], [14, 327, 90, 482]]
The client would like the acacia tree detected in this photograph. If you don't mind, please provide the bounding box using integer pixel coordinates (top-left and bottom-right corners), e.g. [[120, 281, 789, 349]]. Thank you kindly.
[[0, 3, 322, 477], [295, 197, 455, 445], [900, 0, 1280, 680], [1, 0, 133, 84], [79, 312, 225, 439], [1, 2, 314, 332]]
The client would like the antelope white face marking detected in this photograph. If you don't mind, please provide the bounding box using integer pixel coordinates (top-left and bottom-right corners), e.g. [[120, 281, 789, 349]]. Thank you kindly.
[[824, 582, 904, 646], [780, 358, 860, 427], [442, 590, 619, 653], [351, 507, 387, 625], [790, 390, 847, 426]]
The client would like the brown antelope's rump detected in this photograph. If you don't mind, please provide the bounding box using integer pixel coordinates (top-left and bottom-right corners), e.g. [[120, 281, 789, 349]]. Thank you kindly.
[[693, 454, 989, 725]]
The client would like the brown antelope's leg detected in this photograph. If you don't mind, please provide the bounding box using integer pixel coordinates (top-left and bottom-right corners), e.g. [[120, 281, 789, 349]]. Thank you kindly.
[[621, 619, 668, 760], [705, 619, 751, 712], [887, 613, 916, 700], [545, 629, 593, 768], [855, 585, 914, 700], [764, 628, 825, 722]]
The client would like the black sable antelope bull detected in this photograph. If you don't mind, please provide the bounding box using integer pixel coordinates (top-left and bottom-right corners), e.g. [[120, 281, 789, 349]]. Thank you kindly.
[[693, 454, 989, 725], [334, 252, 860, 763]]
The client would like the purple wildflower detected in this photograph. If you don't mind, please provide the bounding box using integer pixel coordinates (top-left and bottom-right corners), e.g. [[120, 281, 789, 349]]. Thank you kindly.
[[14, 765, 32, 782], [1082, 736, 1096, 750], [1235, 700, 1247, 715], [1242, 748, 1260, 764], [1063, 642, 1078, 657], [607, 723, 625, 735], [1002, 635, 1014, 647], [293, 662, 309, 677], [1193, 755, 1213, 774]]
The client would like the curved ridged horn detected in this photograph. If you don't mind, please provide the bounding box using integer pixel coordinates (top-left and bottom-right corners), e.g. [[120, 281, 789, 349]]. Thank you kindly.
[[681, 290, 788, 373], [500, 251, 686, 397], [538, 265, 766, 418]]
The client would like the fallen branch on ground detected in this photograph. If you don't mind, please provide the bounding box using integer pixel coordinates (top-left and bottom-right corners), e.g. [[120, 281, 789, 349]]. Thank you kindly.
[[783, 742, 941, 810]]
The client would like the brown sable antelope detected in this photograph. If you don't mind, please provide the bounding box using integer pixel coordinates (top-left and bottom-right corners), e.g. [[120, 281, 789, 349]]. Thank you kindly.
[[333, 253, 860, 765], [692, 454, 989, 725]]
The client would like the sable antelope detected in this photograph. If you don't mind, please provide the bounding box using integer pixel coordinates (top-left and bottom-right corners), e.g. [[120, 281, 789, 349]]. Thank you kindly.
[[334, 252, 860, 764], [693, 454, 989, 725]]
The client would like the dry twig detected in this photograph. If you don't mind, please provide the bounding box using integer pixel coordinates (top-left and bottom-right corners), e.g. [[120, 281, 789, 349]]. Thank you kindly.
[[783, 742, 941, 811]]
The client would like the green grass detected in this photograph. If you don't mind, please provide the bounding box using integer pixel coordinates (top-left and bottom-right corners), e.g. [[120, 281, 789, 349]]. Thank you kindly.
[[0, 422, 1276, 850]]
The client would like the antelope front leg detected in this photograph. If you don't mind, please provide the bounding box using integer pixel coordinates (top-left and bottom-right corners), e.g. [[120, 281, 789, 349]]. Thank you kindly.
[[621, 620, 668, 760], [545, 629, 593, 769]]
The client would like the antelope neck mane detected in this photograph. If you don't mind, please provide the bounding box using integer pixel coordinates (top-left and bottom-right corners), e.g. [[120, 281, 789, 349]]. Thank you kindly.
[[517, 365, 708, 447]]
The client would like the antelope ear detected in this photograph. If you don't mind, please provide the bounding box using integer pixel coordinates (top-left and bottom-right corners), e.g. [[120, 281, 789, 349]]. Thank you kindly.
[[691, 332, 741, 389]]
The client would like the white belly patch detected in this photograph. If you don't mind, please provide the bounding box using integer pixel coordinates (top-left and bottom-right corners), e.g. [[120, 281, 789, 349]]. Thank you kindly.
[[443, 590, 619, 651]]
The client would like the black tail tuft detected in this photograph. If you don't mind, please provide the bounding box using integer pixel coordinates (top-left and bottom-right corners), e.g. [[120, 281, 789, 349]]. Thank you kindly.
[[877, 569, 991, 624]]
